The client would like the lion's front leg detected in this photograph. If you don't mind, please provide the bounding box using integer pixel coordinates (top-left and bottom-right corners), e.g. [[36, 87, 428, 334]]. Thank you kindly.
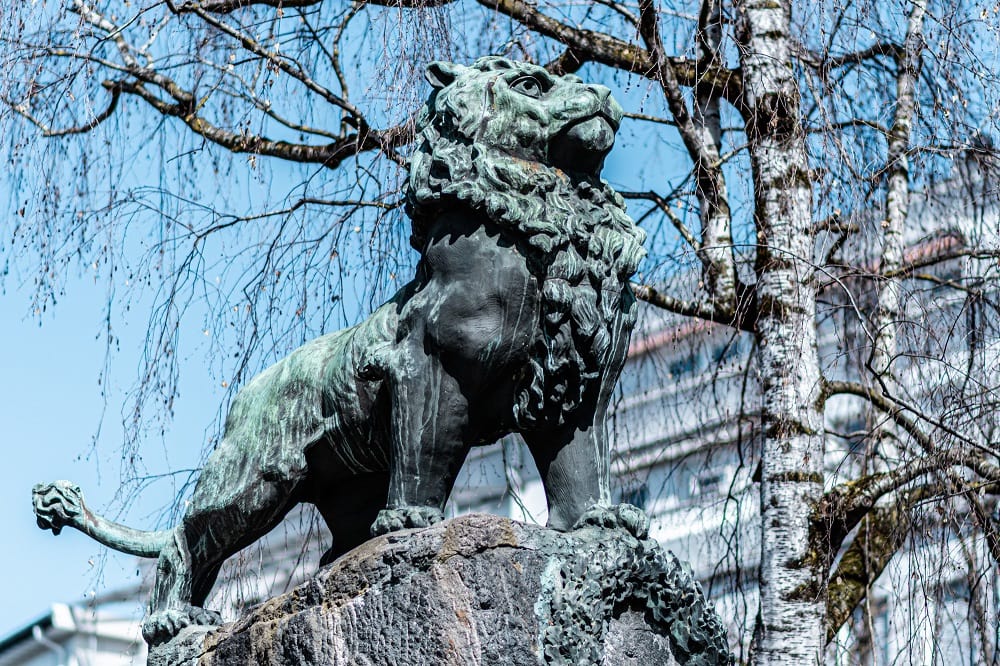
[[370, 353, 471, 537], [525, 422, 650, 540], [523, 420, 611, 532], [524, 299, 649, 539]]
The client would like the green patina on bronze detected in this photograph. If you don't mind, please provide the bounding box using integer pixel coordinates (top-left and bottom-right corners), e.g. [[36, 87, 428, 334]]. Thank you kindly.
[[33, 57, 647, 649], [409, 58, 645, 428]]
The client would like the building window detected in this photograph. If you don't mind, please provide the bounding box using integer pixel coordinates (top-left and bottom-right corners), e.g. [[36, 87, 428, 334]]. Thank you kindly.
[[711, 340, 741, 365], [690, 470, 724, 497], [668, 352, 698, 378], [618, 482, 649, 509]]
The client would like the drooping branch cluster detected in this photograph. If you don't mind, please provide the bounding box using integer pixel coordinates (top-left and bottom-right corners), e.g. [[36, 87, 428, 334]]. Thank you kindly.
[[9, 0, 749, 328], [817, 376, 1000, 639], [12, 0, 413, 170]]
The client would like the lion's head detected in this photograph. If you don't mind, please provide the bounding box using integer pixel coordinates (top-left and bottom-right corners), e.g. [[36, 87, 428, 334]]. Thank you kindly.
[[416, 57, 622, 175], [407, 57, 646, 429]]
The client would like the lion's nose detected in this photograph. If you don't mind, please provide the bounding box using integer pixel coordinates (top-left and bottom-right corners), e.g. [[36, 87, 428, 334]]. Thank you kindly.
[[587, 84, 612, 102], [588, 84, 623, 127]]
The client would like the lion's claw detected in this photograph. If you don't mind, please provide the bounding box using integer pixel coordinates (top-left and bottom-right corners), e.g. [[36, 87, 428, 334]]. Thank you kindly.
[[370, 506, 444, 537], [142, 605, 222, 646], [574, 503, 650, 539]]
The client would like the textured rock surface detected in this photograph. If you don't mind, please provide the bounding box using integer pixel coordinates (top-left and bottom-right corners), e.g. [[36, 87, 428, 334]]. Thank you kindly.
[[149, 514, 732, 666]]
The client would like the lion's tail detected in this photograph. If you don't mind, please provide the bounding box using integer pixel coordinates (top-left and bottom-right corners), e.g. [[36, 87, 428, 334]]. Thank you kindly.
[[32, 480, 171, 558]]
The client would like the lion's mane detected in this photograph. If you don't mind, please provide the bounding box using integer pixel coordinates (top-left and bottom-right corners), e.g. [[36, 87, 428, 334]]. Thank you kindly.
[[406, 57, 646, 430]]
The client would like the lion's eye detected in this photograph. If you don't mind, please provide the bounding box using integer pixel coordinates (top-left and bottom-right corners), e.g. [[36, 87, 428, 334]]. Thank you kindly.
[[510, 76, 546, 98]]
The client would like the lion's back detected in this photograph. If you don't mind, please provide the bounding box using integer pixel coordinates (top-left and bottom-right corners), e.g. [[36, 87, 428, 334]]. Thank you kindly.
[[193, 305, 398, 504]]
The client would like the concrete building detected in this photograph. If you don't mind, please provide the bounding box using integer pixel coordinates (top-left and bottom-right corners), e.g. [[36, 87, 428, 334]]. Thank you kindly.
[[0, 602, 146, 666]]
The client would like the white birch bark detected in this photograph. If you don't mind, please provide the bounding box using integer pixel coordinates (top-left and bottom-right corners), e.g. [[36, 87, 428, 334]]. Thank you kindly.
[[872, 0, 926, 390], [694, 0, 737, 313], [735, 0, 825, 662], [638, 0, 736, 315]]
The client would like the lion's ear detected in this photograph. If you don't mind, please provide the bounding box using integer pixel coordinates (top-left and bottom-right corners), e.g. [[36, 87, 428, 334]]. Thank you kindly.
[[425, 61, 464, 90]]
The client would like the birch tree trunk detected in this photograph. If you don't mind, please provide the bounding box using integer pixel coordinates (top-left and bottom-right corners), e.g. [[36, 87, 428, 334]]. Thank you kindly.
[[872, 0, 927, 392], [694, 0, 737, 314], [736, 1, 826, 662]]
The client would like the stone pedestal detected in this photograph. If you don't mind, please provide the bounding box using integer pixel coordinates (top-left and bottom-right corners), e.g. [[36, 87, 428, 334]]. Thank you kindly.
[[150, 514, 732, 665]]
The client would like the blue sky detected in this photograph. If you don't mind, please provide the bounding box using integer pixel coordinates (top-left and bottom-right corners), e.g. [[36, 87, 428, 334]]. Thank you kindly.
[[0, 272, 224, 633]]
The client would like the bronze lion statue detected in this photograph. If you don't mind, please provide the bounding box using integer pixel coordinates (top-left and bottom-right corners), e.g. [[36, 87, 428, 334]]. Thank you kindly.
[[33, 56, 647, 645]]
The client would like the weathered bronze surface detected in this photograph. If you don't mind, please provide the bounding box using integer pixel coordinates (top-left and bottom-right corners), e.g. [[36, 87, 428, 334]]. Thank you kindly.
[[33, 57, 647, 646]]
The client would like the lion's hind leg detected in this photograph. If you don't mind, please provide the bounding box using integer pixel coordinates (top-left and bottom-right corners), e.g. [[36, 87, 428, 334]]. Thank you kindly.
[[573, 503, 650, 539], [142, 524, 219, 646], [143, 478, 303, 645], [523, 421, 649, 540]]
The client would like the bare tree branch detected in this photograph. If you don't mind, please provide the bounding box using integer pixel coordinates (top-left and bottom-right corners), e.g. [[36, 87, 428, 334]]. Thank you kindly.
[[383, 0, 743, 106], [637, 0, 737, 315], [115, 79, 410, 167], [621, 110, 676, 126], [173, 2, 364, 121], [42, 0, 416, 167], [191, 196, 402, 238], [883, 248, 1000, 279], [796, 40, 904, 76], [807, 118, 890, 136], [824, 489, 923, 644], [965, 486, 1000, 565], [691, 0, 737, 315], [822, 42, 904, 73], [819, 457, 942, 555], [825, 474, 1000, 644], [822, 379, 1000, 471], [4, 82, 121, 136], [175, 0, 325, 13], [631, 282, 756, 332], [870, 0, 925, 382], [620, 190, 700, 249]]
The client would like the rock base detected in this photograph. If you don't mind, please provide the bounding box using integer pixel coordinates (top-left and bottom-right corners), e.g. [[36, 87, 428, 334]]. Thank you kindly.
[[149, 514, 732, 665]]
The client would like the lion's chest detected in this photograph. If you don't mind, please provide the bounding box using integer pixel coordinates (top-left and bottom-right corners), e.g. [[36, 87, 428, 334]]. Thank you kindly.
[[402, 215, 540, 374]]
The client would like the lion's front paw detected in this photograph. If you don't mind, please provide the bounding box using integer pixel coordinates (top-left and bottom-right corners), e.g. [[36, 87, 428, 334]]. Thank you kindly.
[[574, 503, 650, 539], [142, 605, 222, 646], [370, 506, 444, 537]]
